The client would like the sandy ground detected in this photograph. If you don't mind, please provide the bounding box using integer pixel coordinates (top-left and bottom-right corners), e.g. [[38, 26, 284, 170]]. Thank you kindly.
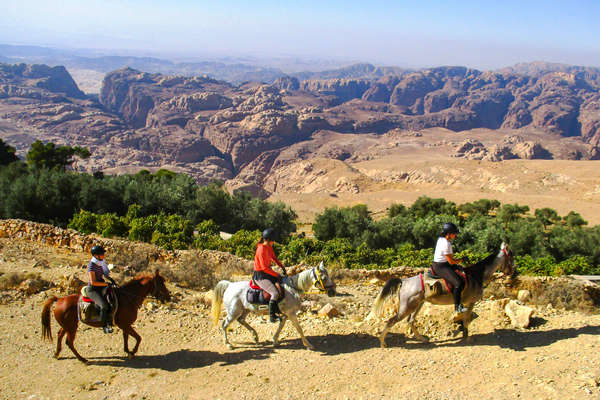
[[0, 239, 599, 400]]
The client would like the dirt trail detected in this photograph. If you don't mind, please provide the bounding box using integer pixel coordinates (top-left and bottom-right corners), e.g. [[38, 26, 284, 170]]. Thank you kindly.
[[0, 239, 599, 400]]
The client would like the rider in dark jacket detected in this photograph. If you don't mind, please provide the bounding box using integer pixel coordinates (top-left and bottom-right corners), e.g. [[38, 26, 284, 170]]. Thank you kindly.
[[431, 223, 467, 316]]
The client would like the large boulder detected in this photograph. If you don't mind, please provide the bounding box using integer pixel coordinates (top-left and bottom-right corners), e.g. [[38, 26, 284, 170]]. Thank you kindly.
[[504, 299, 534, 328]]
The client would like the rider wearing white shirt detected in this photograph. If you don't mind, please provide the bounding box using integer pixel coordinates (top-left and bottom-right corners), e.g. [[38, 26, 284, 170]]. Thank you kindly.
[[431, 222, 467, 315]]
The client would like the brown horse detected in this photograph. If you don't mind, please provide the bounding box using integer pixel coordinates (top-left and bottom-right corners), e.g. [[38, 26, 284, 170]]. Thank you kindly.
[[41, 269, 171, 364]]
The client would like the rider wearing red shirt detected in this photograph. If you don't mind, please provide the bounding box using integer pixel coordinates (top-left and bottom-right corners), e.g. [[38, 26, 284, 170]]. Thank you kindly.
[[253, 228, 287, 322]]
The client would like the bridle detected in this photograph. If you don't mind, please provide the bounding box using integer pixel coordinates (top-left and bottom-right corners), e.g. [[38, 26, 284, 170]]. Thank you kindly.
[[305, 267, 335, 294]]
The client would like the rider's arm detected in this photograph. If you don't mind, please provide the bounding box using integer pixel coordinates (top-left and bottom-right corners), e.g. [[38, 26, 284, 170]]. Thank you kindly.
[[89, 271, 108, 287], [270, 248, 287, 275], [445, 254, 463, 265]]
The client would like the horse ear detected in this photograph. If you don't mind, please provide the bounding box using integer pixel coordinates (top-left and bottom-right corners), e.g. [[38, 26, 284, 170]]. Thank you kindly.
[[155, 269, 160, 276]]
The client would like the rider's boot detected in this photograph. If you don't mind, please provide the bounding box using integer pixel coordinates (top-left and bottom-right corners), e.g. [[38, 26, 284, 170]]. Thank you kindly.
[[269, 300, 280, 323], [100, 308, 113, 334], [455, 304, 468, 314], [452, 287, 467, 320]]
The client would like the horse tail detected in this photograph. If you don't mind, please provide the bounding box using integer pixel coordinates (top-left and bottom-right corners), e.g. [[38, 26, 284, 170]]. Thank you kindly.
[[211, 280, 230, 327], [370, 278, 402, 319], [41, 296, 58, 342]]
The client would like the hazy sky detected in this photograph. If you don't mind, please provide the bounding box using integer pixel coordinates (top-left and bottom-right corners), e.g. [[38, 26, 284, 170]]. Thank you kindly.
[[2, 0, 599, 69]]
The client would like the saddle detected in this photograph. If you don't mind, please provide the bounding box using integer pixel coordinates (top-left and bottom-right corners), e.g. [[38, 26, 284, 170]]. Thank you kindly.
[[423, 268, 468, 297], [78, 286, 118, 324], [246, 280, 284, 305]]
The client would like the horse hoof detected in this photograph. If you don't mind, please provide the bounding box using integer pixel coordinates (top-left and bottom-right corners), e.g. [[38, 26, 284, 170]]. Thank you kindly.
[[417, 336, 429, 343], [80, 359, 89, 365], [306, 345, 315, 351], [127, 353, 135, 360], [53, 353, 60, 359]]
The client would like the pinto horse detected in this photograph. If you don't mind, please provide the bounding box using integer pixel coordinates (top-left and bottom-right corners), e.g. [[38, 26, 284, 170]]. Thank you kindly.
[[370, 243, 515, 347], [41, 270, 171, 364]]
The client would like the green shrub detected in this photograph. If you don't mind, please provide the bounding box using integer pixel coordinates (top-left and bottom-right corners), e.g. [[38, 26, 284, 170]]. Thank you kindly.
[[515, 255, 556, 276], [68, 209, 98, 234], [96, 213, 129, 238], [129, 215, 157, 242]]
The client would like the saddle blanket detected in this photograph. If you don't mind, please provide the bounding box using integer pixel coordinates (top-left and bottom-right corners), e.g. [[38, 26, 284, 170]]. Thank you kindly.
[[424, 269, 468, 295], [78, 286, 118, 324]]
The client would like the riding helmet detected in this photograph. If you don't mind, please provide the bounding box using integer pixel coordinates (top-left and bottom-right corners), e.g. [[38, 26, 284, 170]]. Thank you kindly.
[[262, 228, 275, 241], [91, 245, 106, 256], [441, 222, 459, 236]]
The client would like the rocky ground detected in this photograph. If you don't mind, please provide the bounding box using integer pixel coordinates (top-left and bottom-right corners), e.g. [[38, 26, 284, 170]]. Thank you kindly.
[[0, 238, 599, 400]]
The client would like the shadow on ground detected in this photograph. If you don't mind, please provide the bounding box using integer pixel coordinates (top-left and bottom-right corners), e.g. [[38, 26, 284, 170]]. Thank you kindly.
[[277, 324, 600, 354], [81, 347, 275, 370], [57, 325, 600, 367]]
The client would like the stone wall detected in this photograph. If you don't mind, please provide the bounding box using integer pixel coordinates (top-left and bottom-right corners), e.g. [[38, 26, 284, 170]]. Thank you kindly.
[[0, 219, 253, 275]]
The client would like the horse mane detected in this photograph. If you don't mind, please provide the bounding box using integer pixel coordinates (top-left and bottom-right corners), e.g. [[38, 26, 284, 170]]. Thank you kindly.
[[121, 273, 153, 289], [468, 252, 498, 283]]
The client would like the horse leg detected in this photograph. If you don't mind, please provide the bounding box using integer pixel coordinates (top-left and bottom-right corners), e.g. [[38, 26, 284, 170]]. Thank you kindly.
[[462, 303, 475, 342], [288, 314, 314, 350], [125, 326, 142, 358], [272, 316, 287, 347], [122, 328, 131, 356], [407, 301, 428, 343], [65, 329, 87, 364], [54, 328, 65, 358], [379, 302, 413, 348], [238, 312, 259, 344], [221, 313, 237, 350]]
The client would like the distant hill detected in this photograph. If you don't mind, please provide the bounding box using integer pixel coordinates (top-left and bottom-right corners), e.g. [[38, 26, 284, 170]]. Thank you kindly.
[[498, 61, 600, 77]]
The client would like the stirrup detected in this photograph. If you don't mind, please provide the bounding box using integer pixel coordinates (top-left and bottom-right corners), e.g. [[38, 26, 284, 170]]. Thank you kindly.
[[455, 304, 468, 314], [269, 314, 280, 323]]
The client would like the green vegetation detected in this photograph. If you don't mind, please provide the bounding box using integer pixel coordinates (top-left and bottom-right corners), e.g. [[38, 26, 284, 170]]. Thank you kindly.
[[0, 141, 297, 236], [0, 139, 19, 166], [1, 140, 599, 276], [26, 140, 91, 171], [305, 197, 600, 275]]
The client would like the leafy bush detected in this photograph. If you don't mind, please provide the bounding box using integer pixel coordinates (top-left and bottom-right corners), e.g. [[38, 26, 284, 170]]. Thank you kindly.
[[68, 209, 98, 234], [96, 213, 129, 238]]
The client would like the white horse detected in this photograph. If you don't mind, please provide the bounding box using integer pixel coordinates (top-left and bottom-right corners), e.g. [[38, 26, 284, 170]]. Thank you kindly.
[[370, 242, 515, 347], [211, 261, 336, 350]]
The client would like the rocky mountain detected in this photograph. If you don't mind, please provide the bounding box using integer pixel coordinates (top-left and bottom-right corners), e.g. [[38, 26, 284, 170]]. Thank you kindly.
[[1, 61, 600, 198]]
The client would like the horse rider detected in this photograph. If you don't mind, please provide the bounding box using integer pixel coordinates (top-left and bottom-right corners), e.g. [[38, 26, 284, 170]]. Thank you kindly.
[[431, 222, 467, 316], [253, 228, 288, 322], [86, 245, 116, 333]]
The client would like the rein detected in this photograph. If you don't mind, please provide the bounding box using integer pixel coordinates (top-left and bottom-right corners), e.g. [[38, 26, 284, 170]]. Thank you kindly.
[[116, 277, 157, 304], [303, 267, 332, 295]]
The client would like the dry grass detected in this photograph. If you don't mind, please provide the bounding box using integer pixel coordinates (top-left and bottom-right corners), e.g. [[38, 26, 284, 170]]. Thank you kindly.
[[166, 251, 254, 290], [0, 271, 45, 290]]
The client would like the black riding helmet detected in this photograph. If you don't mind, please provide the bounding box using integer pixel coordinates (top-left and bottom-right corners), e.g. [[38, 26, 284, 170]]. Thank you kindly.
[[441, 222, 459, 236], [262, 228, 275, 241], [91, 245, 106, 256]]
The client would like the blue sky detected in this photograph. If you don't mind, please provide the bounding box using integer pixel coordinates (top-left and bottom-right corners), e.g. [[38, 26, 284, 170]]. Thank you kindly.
[[2, 0, 599, 69]]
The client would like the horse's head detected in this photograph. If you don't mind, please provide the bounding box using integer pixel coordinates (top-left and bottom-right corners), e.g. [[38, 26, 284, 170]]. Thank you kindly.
[[312, 261, 336, 297], [499, 242, 516, 278], [151, 269, 171, 303]]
